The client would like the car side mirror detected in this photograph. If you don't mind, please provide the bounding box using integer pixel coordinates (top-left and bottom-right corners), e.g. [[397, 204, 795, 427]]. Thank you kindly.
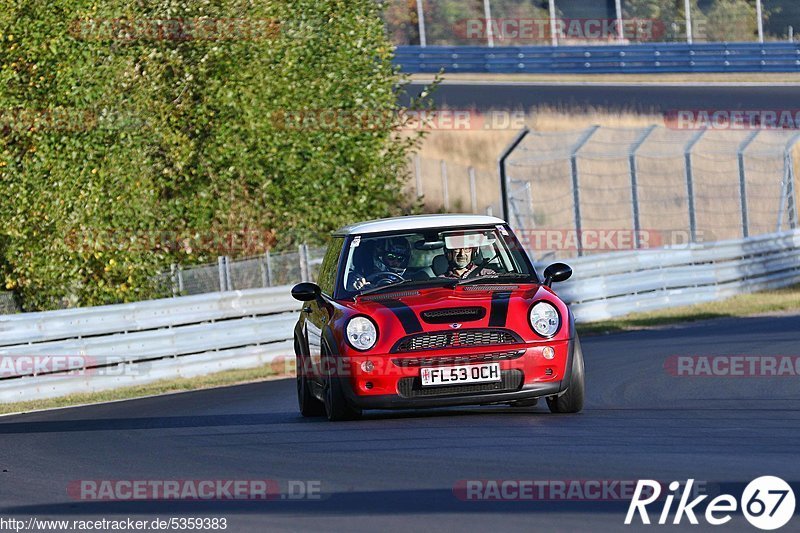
[[543, 263, 572, 287], [292, 282, 321, 302]]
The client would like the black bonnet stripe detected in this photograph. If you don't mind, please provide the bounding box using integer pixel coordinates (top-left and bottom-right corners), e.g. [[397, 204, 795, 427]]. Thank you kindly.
[[488, 291, 512, 327], [380, 300, 423, 334]]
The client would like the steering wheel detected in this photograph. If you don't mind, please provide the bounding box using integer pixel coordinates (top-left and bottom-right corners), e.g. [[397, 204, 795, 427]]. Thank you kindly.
[[366, 271, 404, 286]]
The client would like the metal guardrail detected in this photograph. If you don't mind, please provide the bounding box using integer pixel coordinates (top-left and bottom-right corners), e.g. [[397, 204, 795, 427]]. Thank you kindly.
[[0, 230, 797, 403], [550, 230, 800, 322], [0, 288, 299, 403], [395, 43, 800, 73]]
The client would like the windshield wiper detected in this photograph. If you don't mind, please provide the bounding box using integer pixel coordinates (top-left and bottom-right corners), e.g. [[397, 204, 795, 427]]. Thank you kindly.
[[455, 273, 535, 286], [357, 278, 457, 297]]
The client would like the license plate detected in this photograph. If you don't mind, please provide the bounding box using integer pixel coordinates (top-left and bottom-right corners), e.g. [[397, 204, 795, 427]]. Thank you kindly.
[[420, 363, 501, 387]]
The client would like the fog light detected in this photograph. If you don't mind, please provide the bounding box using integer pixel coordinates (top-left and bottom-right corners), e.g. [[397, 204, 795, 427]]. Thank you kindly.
[[360, 360, 375, 373], [542, 346, 555, 360]]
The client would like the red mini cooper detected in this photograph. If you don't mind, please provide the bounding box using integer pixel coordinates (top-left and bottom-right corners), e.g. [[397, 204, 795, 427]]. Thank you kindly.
[[292, 214, 583, 421]]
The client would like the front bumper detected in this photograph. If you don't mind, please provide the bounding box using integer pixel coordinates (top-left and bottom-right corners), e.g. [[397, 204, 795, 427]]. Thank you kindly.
[[339, 336, 576, 410]]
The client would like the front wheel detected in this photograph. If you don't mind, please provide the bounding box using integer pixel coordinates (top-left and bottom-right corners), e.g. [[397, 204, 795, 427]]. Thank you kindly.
[[322, 347, 362, 422], [296, 342, 324, 417], [547, 336, 585, 414]]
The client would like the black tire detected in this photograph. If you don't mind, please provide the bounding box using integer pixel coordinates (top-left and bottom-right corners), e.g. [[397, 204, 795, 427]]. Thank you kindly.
[[547, 336, 585, 414], [322, 345, 362, 422], [295, 340, 324, 417]]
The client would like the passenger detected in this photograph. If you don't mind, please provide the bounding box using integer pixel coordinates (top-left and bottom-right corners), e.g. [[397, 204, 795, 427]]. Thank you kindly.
[[439, 246, 495, 279]]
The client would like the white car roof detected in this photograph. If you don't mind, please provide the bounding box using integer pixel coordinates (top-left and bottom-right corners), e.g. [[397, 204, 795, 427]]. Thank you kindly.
[[333, 214, 507, 236]]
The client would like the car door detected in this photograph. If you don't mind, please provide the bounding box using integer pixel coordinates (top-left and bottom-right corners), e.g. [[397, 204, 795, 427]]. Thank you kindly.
[[306, 237, 345, 374]]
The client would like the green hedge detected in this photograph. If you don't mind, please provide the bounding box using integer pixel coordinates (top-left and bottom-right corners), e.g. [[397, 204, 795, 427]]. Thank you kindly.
[[0, 0, 421, 310]]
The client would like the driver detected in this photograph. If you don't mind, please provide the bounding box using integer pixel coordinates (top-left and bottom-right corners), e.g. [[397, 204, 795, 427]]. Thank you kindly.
[[439, 246, 496, 279], [351, 237, 411, 290]]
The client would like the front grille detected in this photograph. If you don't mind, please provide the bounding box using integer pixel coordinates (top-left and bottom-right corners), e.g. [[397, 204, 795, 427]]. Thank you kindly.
[[397, 369, 524, 398], [392, 328, 521, 353], [392, 349, 525, 367], [421, 307, 486, 324]]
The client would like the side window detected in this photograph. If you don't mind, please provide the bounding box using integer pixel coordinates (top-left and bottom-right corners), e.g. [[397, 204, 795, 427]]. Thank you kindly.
[[317, 237, 344, 296]]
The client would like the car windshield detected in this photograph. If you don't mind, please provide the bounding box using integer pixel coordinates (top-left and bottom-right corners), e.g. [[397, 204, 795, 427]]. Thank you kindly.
[[338, 226, 535, 297]]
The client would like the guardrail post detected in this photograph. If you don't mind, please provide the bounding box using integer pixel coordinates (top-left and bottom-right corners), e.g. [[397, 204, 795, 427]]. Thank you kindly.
[[570, 125, 600, 256], [468, 166, 478, 213], [440, 160, 449, 211], [684, 128, 706, 243], [498, 126, 530, 224], [177, 265, 184, 295], [217, 256, 227, 292], [299, 244, 310, 282], [737, 131, 759, 238], [629, 125, 656, 248]]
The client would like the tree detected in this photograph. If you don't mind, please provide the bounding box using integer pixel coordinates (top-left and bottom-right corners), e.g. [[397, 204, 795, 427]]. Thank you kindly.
[[704, 0, 760, 42], [0, 0, 423, 310]]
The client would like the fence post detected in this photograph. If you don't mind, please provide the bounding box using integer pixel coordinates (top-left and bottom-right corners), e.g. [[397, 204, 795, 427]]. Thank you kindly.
[[217, 256, 227, 292], [224, 255, 233, 291], [756, 0, 764, 44], [260, 251, 270, 288], [483, 0, 494, 47], [614, 0, 624, 43], [266, 250, 273, 286], [684, 128, 706, 243], [415, 0, 427, 47], [548, 0, 558, 46], [177, 265, 184, 295], [468, 166, 478, 213], [684, 0, 693, 44], [414, 154, 423, 198], [737, 131, 759, 238], [498, 126, 530, 223], [299, 244, 310, 282], [170, 264, 178, 297], [570, 125, 600, 257], [440, 159, 449, 211], [629, 125, 656, 248], [779, 133, 800, 231]]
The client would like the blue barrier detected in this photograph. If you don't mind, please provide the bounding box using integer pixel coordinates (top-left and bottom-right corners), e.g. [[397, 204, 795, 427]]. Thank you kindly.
[[395, 43, 800, 74]]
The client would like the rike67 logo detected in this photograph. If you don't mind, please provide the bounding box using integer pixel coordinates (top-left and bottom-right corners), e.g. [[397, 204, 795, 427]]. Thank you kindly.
[[626, 477, 795, 530]]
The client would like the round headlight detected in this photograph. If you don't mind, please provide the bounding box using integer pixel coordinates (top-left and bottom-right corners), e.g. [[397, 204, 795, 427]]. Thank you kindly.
[[529, 301, 560, 338], [346, 316, 378, 351]]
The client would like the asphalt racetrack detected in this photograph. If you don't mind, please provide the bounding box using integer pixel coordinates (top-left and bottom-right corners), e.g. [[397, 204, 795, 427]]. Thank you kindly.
[[402, 82, 800, 114], [1, 314, 798, 532]]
